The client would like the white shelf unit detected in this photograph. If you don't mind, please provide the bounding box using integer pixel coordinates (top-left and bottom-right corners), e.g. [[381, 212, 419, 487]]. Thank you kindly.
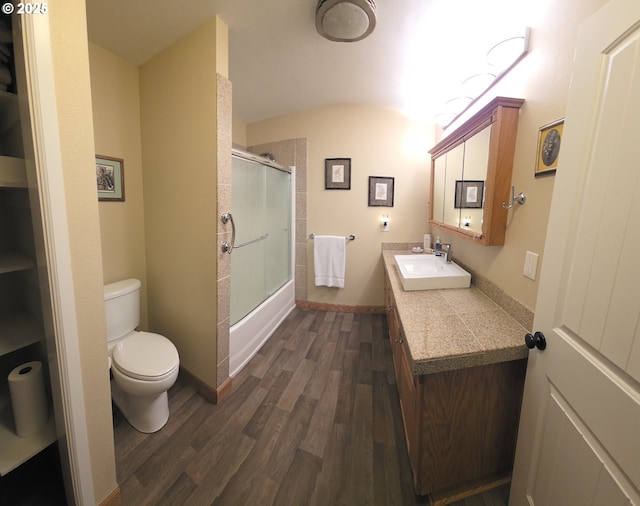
[[0, 156, 27, 187], [0, 382, 56, 476], [0, 90, 23, 159], [0, 316, 43, 356], [0, 252, 34, 274], [0, 52, 56, 476]]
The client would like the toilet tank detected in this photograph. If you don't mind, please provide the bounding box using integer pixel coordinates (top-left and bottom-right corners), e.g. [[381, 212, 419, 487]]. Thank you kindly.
[[104, 278, 141, 343]]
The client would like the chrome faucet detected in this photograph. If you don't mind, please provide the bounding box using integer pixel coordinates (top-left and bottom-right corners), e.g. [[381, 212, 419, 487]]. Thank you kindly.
[[434, 243, 452, 263]]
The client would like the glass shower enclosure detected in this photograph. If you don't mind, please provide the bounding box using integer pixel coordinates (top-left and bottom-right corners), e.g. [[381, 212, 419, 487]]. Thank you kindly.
[[228, 149, 294, 376]]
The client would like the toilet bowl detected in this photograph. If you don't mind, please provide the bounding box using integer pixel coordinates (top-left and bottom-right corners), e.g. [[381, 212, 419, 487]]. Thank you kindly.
[[109, 331, 179, 433], [104, 279, 180, 433]]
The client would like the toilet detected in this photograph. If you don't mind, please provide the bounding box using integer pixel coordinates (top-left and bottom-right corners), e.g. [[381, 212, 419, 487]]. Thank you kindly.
[[104, 278, 179, 433]]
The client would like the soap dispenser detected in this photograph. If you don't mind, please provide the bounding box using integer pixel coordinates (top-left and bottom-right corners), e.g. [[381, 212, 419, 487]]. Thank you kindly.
[[435, 236, 442, 256]]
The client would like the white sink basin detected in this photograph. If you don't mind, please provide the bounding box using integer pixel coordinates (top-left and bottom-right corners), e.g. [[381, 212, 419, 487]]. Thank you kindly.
[[394, 254, 471, 291]]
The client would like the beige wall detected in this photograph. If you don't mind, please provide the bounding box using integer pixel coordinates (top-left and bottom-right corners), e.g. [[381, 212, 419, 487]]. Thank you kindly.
[[233, 116, 248, 148], [139, 18, 224, 387], [48, 0, 117, 503], [247, 0, 607, 312], [89, 43, 149, 329], [248, 104, 433, 307], [435, 0, 608, 311]]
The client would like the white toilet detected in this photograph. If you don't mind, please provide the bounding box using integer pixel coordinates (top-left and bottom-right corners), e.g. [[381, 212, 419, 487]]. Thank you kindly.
[[104, 278, 180, 433]]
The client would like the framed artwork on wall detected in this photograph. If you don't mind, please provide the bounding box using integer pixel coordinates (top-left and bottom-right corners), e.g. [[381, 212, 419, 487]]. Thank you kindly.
[[325, 158, 351, 189], [368, 176, 394, 207], [454, 180, 484, 208], [535, 118, 564, 177], [96, 155, 125, 201]]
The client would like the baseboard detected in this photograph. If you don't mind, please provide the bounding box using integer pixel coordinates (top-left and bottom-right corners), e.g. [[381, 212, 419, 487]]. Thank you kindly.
[[99, 486, 121, 506], [429, 473, 511, 506], [179, 366, 232, 404], [296, 300, 385, 314], [215, 376, 233, 403]]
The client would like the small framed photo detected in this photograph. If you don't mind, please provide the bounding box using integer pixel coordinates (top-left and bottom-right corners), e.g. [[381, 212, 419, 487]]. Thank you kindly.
[[455, 180, 484, 208], [96, 155, 125, 201], [368, 176, 394, 207], [325, 158, 351, 190], [535, 118, 564, 177]]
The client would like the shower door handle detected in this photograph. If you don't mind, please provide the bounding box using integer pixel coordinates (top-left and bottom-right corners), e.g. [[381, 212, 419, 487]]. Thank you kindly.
[[221, 212, 236, 254]]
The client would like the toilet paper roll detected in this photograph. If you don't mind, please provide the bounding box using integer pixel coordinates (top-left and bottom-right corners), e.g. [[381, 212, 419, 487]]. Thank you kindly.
[[8, 361, 49, 438]]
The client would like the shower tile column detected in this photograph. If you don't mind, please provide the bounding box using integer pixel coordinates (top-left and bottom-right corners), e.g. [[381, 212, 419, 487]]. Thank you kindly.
[[294, 138, 308, 302], [216, 74, 232, 398]]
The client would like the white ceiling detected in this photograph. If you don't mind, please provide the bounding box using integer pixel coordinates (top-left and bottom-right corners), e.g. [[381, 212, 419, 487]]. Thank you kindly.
[[85, 0, 537, 124]]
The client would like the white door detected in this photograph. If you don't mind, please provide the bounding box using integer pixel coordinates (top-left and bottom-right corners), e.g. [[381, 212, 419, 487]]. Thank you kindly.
[[510, 0, 640, 504]]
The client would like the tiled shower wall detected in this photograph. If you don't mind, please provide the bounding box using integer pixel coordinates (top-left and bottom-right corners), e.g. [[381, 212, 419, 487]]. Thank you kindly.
[[216, 75, 232, 389]]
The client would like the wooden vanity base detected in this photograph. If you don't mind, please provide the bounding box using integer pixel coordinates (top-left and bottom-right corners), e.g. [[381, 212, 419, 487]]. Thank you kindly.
[[412, 359, 527, 499], [385, 267, 527, 503], [383, 248, 529, 504]]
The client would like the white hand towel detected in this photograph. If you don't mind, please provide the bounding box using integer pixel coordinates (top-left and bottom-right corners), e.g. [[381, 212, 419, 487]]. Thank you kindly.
[[314, 235, 346, 288]]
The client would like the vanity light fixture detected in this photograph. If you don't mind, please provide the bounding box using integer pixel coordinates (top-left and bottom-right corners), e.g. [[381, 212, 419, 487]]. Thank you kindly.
[[435, 27, 530, 127], [462, 72, 497, 97], [487, 29, 530, 69], [316, 0, 377, 42], [446, 96, 474, 115]]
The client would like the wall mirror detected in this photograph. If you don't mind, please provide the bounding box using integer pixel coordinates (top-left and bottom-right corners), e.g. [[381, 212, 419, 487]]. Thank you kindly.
[[429, 97, 524, 246]]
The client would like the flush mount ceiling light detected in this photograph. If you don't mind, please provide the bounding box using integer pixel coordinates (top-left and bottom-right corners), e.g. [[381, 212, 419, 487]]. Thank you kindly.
[[316, 0, 376, 42]]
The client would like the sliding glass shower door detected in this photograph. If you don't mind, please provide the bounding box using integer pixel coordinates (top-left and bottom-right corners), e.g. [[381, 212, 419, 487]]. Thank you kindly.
[[230, 153, 292, 326]]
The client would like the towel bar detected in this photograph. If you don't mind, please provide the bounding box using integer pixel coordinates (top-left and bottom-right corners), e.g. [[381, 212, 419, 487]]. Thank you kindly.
[[235, 234, 268, 249], [309, 233, 355, 241]]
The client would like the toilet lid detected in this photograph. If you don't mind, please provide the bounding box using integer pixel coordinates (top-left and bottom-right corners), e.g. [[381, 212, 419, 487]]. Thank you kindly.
[[112, 332, 179, 380]]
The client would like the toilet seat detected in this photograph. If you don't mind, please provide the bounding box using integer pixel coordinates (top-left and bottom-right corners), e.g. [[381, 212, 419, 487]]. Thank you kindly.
[[112, 331, 179, 381]]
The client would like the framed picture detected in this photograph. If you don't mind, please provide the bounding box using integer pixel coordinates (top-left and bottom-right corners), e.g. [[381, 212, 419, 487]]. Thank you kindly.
[[535, 118, 564, 177], [96, 155, 125, 201], [368, 176, 394, 207], [325, 158, 351, 190], [455, 180, 484, 208]]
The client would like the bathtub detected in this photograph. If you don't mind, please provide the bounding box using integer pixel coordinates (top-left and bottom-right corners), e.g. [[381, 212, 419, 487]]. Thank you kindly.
[[229, 279, 295, 377]]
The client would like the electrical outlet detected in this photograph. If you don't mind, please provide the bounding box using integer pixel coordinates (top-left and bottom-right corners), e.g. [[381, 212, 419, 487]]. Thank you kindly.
[[523, 251, 539, 280]]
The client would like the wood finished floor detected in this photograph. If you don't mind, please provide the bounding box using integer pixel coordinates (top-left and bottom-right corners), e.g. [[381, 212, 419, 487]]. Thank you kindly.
[[114, 309, 509, 506]]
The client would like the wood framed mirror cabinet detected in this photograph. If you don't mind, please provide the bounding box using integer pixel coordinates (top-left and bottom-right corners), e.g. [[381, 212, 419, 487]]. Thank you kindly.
[[429, 97, 524, 246]]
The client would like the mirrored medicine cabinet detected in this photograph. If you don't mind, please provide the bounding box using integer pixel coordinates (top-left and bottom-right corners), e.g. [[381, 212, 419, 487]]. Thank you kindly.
[[429, 97, 524, 246]]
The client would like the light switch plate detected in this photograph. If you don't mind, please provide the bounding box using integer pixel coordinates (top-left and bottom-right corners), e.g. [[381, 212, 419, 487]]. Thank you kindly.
[[523, 251, 539, 280]]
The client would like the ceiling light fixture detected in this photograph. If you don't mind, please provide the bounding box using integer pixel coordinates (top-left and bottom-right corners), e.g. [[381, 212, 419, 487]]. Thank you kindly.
[[316, 0, 376, 42]]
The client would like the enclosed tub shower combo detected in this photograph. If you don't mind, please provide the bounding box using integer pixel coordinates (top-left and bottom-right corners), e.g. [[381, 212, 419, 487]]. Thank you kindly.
[[223, 149, 295, 377]]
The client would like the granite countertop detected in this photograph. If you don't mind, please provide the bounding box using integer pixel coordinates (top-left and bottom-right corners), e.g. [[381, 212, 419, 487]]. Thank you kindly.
[[383, 250, 529, 375]]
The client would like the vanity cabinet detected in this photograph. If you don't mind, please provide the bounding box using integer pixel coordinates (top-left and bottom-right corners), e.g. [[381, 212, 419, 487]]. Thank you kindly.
[[384, 270, 526, 504], [0, 27, 56, 476], [429, 97, 524, 246], [384, 275, 418, 463]]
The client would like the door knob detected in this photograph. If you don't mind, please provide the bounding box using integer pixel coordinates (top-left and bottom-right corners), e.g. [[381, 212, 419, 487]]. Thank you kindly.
[[525, 331, 546, 351]]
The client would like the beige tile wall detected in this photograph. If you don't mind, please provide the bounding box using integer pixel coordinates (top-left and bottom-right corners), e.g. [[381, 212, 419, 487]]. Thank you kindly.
[[216, 74, 232, 387]]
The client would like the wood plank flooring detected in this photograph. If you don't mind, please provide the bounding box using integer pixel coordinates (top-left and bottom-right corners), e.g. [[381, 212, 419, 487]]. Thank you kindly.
[[114, 309, 510, 506]]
